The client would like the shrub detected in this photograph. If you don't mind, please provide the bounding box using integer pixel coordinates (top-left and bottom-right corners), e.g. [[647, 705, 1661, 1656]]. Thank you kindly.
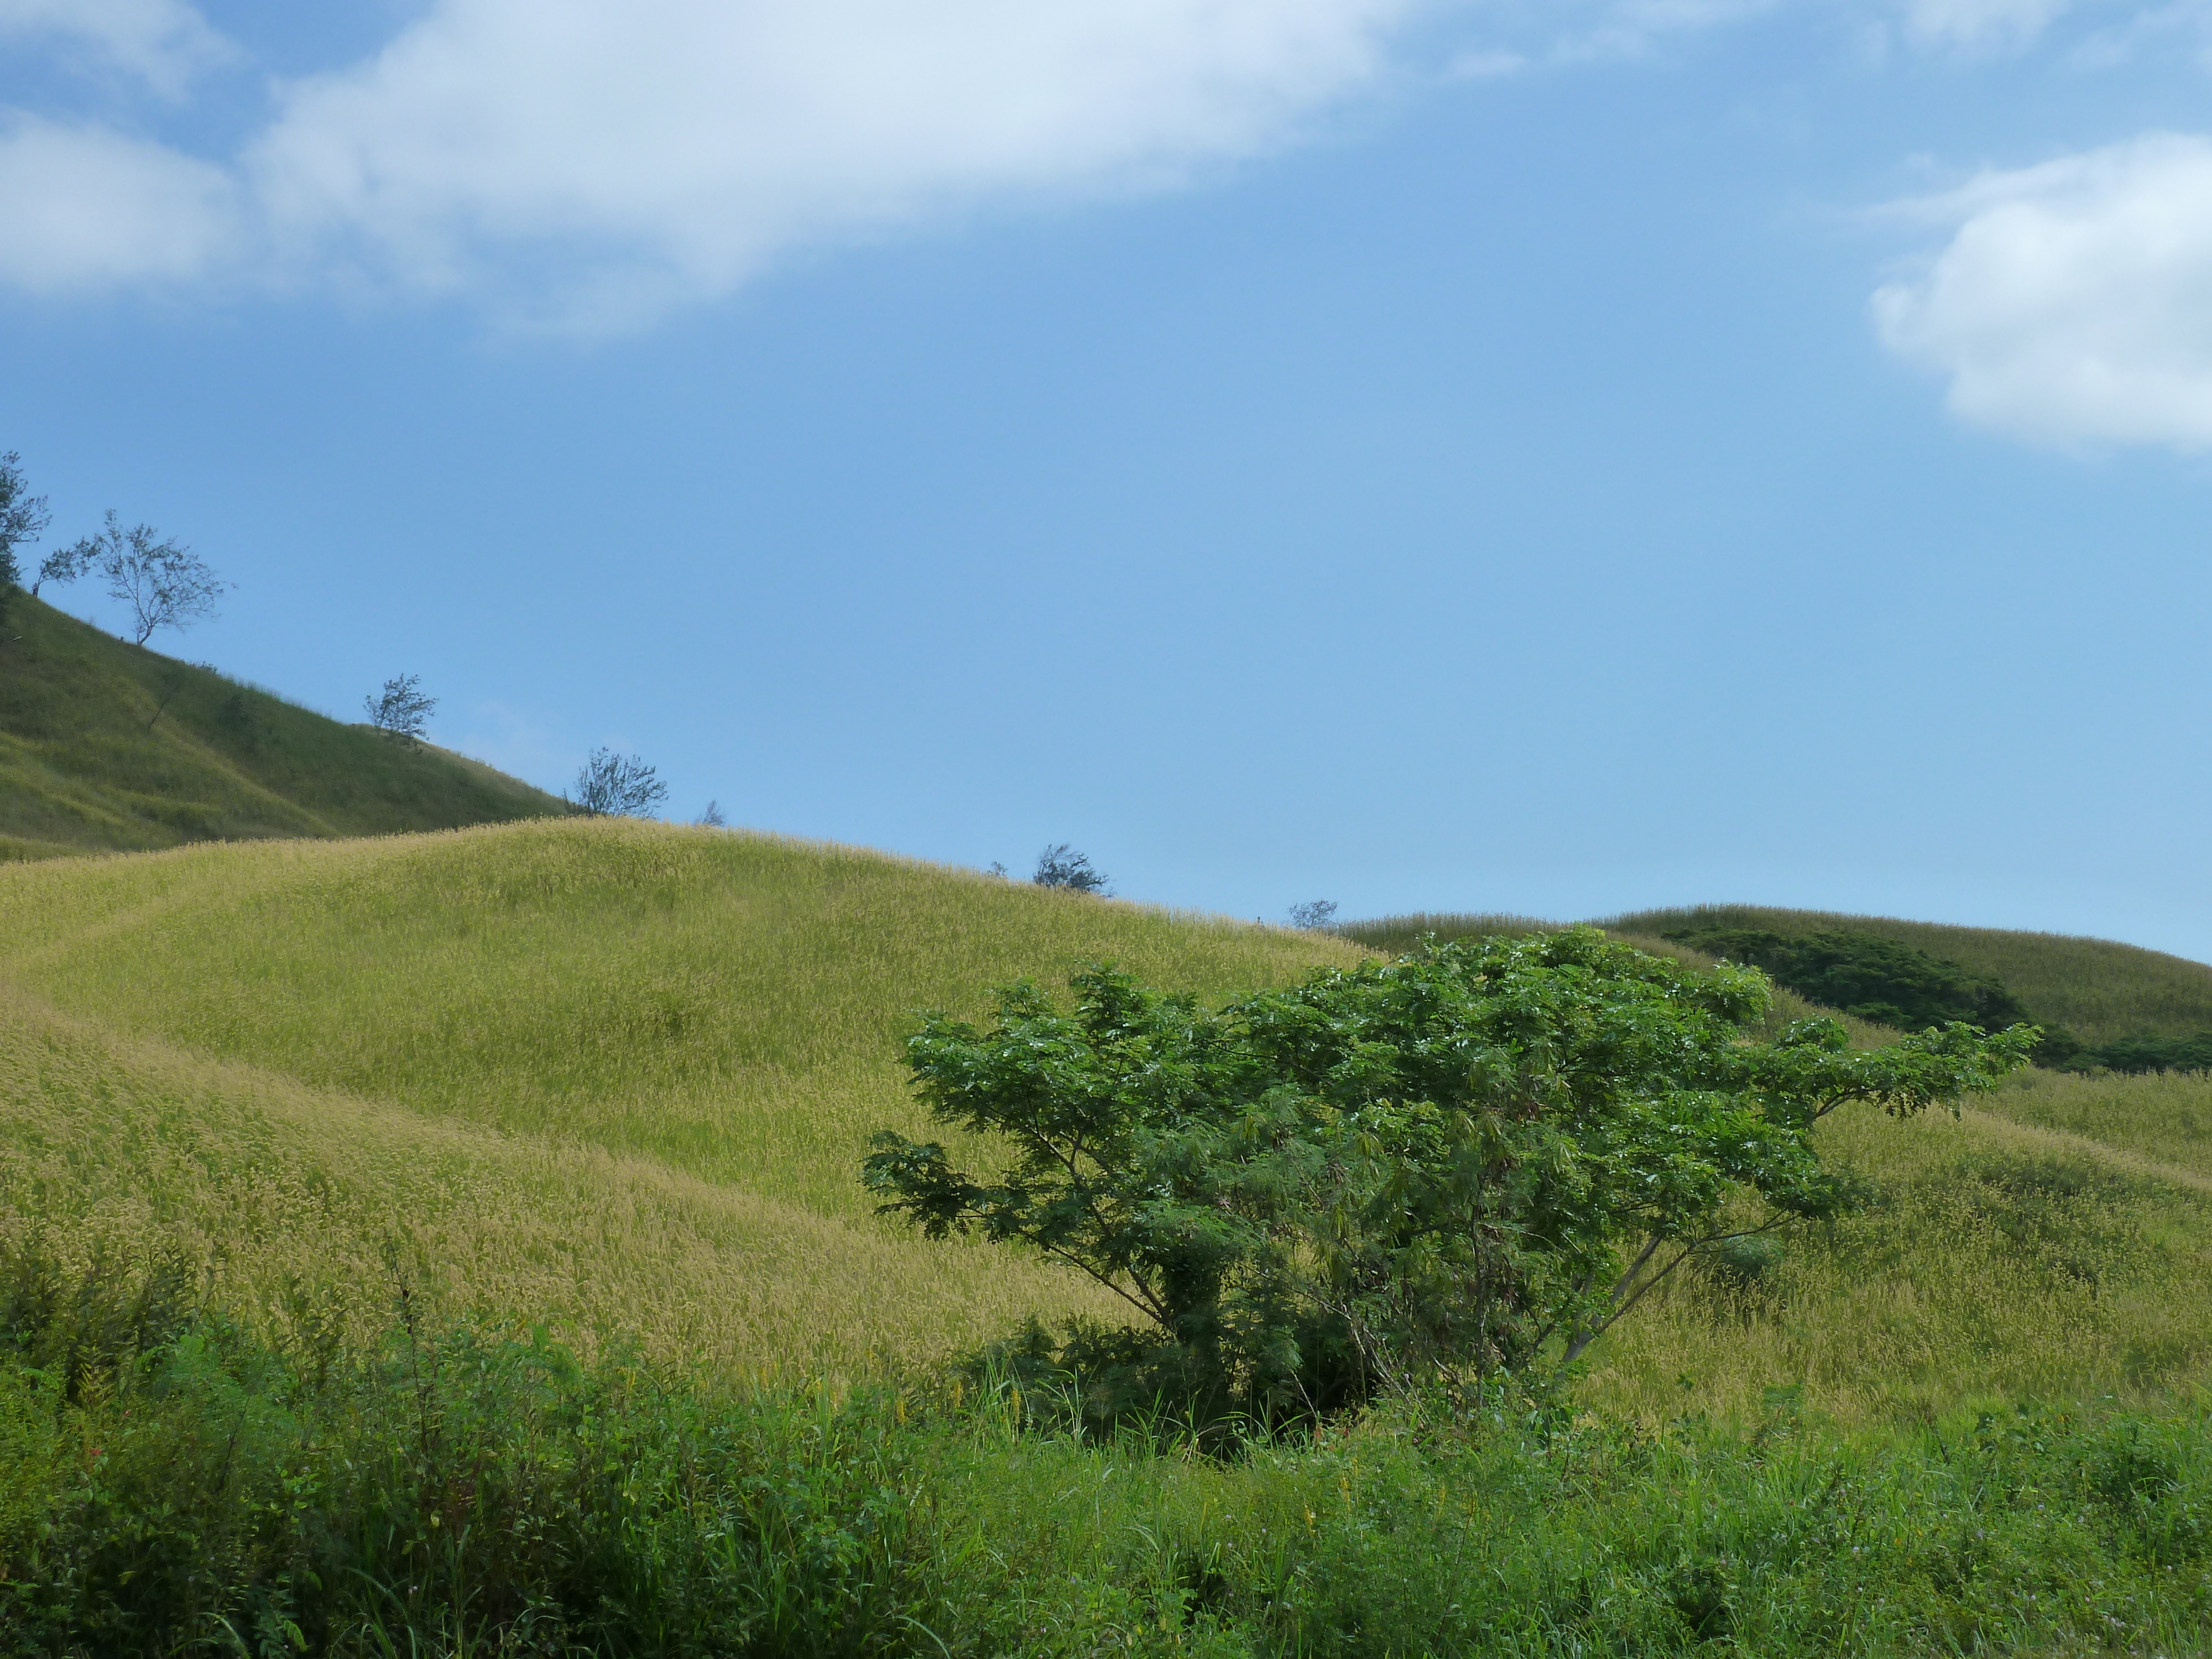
[[866, 930, 2032, 1426]]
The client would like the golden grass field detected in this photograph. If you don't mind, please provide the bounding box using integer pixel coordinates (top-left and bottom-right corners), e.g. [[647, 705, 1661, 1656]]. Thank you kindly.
[[0, 819, 1360, 1380], [3, 818, 2207, 1427]]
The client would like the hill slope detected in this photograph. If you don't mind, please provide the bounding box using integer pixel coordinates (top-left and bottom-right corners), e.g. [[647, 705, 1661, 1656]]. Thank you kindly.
[[2, 822, 2208, 1423], [0, 820, 1364, 1375], [1603, 902, 2212, 1046], [1342, 904, 2212, 1047], [0, 594, 563, 860]]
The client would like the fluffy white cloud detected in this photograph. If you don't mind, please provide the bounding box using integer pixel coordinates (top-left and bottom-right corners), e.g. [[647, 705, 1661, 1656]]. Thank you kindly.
[[0, 0, 232, 95], [1872, 134, 2212, 450], [0, 0, 2154, 327], [241, 0, 1421, 322], [0, 114, 239, 291]]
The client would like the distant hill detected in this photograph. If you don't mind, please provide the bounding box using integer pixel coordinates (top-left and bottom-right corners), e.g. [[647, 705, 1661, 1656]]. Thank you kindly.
[[1604, 904, 2212, 1050], [0, 594, 564, 860], [1338, 904, 2212, 1051]]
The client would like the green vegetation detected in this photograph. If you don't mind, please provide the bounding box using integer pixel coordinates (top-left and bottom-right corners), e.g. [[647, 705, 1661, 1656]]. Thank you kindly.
[[0, 820, 1360, 1375], [6, 1255, 2210, 1657], [1651, 924, 2030, 1034], [1350, 904, 2212, 1072], [869, 935, 2027, 1424], [0, 594, 564, 860], [1606, 902, 2212, 1049], [4, 826, 2212, 1651]]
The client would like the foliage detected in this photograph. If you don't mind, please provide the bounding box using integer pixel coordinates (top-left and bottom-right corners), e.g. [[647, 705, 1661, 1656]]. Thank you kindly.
[[1032, 843, 1108, 893], [698, 797, 728, 827], [7, 819, 2212, 1425], [363, 671, 436, 745], [2, 1242, 2208, 1659], [55, 508, 231, 645], [572, 747, 670, 817], [2044, 1027, 2212, 1076], [1287, 899, 1338, 931], [1656, 922, 2212, 1073], [1661, 925, 2030, 1034], [1612, 901, 2212, 1051], [867, 930, 2034, 1423]]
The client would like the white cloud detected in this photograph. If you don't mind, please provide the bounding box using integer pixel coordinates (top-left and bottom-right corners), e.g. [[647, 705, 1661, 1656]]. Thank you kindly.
[[1872, 134, 2212, 450], [0, 0, 2145, 327], [0, 0, 233, 96], [0, 114, 239, 291], [154, 0, 1410, 327]]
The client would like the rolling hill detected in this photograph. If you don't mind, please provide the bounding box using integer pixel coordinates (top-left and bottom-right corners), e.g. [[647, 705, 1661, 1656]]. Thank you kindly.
[[0, 819, 1363, 1378], [1343, 903, 2212, 1048], [2, 819, 2206, 1425], [6, 825, 2211, 1652], [0, 593, 564, 860]]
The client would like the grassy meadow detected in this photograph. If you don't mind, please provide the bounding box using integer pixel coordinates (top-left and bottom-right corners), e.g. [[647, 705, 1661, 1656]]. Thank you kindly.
[[0, 595, 563, 861], [0, 818, 1360, 1376], [5, 821, 2212, 1652]]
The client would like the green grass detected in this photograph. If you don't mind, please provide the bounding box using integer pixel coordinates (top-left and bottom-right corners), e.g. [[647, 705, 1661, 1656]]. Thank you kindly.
[[0, 594, 563, 859], [1602, 903, 2212, 1047], [6, 1281, 2209, 1657], [7, 825, 2212, 1651], [0, 820, 1363, 1375]]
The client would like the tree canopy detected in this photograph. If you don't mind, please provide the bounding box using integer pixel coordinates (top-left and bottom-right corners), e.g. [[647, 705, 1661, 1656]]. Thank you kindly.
[[1661, 925, 2028, 1035], [865, 928, 2032, 1423]]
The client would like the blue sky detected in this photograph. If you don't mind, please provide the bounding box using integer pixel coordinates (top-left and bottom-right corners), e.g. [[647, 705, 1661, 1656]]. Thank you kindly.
[[7, 0, 2212, 954]]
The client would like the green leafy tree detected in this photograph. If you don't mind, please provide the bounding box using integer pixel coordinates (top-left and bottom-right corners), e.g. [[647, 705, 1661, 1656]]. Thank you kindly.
[[865, 928, 2032, 1422]]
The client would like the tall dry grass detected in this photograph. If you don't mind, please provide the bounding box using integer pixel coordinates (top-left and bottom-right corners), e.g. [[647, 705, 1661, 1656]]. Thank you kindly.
[[4, 821, 2209, 1426], [0, 820, 1358, 1376]]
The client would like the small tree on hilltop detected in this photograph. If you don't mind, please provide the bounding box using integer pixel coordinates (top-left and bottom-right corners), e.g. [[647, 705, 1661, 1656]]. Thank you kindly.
[[1288, 899, 1338, 931], [865, 927, 2033, 1427], [0, 451, 51, 633], [365, 674, 437, 747], [58, 509, 229, 645], [1033, 844, 1108, 894], [572, 748, 669, 818]]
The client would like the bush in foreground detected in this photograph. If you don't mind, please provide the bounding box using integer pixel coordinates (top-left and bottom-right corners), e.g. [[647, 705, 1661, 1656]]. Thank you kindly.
[[2, 1255, 2209, 1658]]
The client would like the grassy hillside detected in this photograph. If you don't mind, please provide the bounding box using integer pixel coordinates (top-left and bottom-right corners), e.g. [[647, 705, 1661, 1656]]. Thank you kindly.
[[1343, 902, 2212, 1048], [0, 821, 2204, 1424], [0, 820, 1363, 1376], [6, 828, 2211, 1652], [0, 593, 563, 860], [1605, 902, 2212, 1046]]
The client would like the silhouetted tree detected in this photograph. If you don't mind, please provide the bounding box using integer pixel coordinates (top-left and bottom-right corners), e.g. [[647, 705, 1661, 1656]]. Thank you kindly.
[[56, 510, 229, 645], [1033, 844, 1108, 894], [696, 800, 727, 827], [365, 674, 437, 747], [573, 749, 669, 818], [1288, 900, 1338, 931]]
